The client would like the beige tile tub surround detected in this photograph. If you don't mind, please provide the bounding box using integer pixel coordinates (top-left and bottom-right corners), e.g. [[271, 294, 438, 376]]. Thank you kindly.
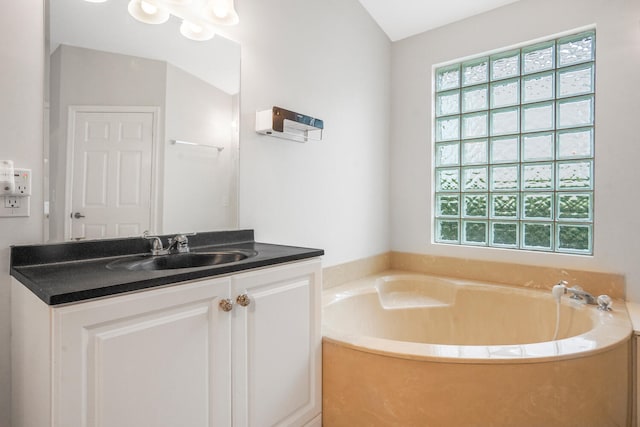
[[390, 252, 626, 299], [323, 252, 391, 289], [323, 339, 630, 427], [324, 252, 625, 299]]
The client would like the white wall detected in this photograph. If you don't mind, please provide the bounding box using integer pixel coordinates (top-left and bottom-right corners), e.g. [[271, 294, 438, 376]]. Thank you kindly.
[[390, 0, 640, 300], [163, 63, 238, 233], [233, 0, 391, 267], [0, 2, 44, 426]]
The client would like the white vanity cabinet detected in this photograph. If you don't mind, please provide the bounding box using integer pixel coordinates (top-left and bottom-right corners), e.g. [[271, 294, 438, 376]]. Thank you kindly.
[[231, 261, 322, 427], [11, 258, 322, 427]]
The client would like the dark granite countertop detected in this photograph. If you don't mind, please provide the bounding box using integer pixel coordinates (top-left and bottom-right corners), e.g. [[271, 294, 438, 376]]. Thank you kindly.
[[10, 230, 324, 305]]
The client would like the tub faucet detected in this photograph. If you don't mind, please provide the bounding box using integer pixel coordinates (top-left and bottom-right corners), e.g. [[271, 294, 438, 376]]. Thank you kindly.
[[552, 281, 595, 304], [551, 281, 612, 311], [567, 285, 597, 305]]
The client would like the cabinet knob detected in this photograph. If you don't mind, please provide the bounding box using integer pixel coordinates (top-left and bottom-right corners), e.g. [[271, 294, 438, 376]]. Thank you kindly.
[[236, 293, 251, 307], [219, 298, 233, 312]]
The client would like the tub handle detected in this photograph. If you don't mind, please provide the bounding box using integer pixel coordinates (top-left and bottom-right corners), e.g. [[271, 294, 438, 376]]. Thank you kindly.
[[597, 295, 613, 311], [236, 293, 251, 307], [219, 298, 234, 312]]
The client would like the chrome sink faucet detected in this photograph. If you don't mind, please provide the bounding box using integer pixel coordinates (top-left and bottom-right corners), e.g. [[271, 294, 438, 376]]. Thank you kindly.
[[166, 234, 192, 253], [142, 231, 196, 256]]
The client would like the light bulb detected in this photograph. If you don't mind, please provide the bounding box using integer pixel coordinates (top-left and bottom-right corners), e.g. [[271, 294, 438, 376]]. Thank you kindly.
[[127, 0, 170, 25], [204, 0, 239, 25], [180, 20, 215, 41], [83, 0, 109, 3], [140, 1, 158, 14], [212, 3, 229, 18]]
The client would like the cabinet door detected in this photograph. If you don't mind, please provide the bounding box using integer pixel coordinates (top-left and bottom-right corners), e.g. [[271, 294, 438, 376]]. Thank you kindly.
[[53, 277, 232, 427], [231, 259, 322, 427]]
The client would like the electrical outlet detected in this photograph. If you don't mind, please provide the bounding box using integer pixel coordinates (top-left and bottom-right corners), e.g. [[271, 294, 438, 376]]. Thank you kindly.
[[0, 195, 29, 217], [13, 168, 31, 196], [0, 168, 31, 217], [5, 197, 19, 208]]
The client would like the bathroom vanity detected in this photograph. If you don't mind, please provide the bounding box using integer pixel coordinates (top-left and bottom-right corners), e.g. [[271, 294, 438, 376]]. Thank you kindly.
[[11, 230, 323, 427]]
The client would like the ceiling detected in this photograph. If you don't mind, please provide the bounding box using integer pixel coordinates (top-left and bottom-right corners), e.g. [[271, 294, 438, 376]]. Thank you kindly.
[[358, 0, 521, 42], [50, 0, 521, 89]]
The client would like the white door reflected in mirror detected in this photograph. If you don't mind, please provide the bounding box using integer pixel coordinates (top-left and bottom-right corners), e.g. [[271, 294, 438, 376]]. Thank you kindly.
[[69, 110, 156, 241]]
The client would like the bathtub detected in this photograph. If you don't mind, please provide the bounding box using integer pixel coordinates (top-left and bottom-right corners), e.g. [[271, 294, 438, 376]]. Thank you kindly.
[[322, 272, 632, 427]]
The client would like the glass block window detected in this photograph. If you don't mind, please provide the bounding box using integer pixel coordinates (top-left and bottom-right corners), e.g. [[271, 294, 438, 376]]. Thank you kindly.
[[434, 30, 595, 254]]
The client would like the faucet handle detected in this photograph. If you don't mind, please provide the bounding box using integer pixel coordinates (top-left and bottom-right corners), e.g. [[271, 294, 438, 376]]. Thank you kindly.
[[597, 295, 613, 311], [169, 233, 195, 253], [171, 232, 196, 242], [142, 231, 166, 255]]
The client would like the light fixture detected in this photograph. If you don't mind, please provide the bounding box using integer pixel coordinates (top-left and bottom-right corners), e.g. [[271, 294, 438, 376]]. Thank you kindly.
[[127, 0, 170, 25], [84, 0, 239, 41], [180, 20, 215, 41], [203, 0, 239, 26]]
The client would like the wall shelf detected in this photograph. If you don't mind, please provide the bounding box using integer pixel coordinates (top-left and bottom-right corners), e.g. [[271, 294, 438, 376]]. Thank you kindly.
[[256, 106, 324, 143]]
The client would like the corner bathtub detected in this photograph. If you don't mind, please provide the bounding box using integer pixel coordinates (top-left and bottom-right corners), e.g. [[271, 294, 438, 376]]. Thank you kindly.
[[322, 272, 632, 427]]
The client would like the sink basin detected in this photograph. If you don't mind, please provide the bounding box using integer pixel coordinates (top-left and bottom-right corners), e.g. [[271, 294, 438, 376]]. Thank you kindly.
[[106, 250, 257, 271]]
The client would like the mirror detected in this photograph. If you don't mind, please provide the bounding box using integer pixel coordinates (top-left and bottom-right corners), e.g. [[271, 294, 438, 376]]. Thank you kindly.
[[45, 0, 240, 242]]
